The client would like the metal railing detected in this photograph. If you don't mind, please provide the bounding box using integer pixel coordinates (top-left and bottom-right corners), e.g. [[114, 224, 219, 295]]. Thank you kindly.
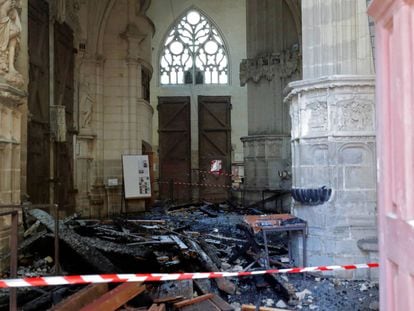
[[0, 204, 60, 311]]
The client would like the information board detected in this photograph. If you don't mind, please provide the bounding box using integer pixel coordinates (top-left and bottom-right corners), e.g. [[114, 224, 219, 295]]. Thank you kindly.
[[122, 155, 152, 199]]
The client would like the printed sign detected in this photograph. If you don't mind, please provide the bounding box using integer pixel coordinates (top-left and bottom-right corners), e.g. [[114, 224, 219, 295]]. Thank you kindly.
[[210, 159, 223, 175], [122, 155, 152, 199]]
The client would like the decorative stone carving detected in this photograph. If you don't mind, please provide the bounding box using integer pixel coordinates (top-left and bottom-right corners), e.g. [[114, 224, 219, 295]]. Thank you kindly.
[[240, 44, 300, 86], [242, 135, 291, 194], [79, 81, 95, 133], [306, 100, 328, 133], [337, 100, 374, 132], [120, 23, 146, 60], [285, 76, 377, 277], [0, 0, 23, 88]]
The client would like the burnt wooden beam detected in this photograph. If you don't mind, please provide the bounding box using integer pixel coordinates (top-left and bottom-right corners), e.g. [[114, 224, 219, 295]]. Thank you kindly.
[[173, 294, 214, 309], [80, 282, 145, 311], [186, 239, 236, 295], [27, 209, 118, 273], [50, 284, 108, 311]]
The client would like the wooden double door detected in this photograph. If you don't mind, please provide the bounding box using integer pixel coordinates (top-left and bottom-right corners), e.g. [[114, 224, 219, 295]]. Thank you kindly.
[[158, 96, 231, 203], [27, 0, 75, 212]]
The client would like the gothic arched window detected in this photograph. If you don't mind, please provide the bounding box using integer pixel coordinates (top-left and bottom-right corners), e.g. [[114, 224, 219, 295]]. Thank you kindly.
[[160, 10, 229, 85]]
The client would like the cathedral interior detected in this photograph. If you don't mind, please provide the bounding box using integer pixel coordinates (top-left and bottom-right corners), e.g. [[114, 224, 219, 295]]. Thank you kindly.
[[0, 0, 412, 310]]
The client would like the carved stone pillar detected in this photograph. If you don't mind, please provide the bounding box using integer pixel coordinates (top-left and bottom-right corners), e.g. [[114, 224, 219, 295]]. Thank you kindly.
[[120, 23, 146, 154], [0, 0, 26, 271], [285, 76, 377, 278], [0, 86, 26, 270], [76, 55, 99, 216], [283, 0, 378, 279]]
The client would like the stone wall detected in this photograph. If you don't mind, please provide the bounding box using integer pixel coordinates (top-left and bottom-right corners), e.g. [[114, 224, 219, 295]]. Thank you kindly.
[[242, 0, 301, 204], [75, 0, 154, 216], [285, 76, 378, 278]]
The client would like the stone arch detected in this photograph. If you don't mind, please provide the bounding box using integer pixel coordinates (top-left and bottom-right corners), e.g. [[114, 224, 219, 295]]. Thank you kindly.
[[96, 0, 117, 56], [283, 0, 301, 45], [158, 6, 232, 85]]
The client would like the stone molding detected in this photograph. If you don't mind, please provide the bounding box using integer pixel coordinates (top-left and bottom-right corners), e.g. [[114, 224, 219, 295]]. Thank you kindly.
[[137, 98, 154, 114], [240, 44, 301, 86], [120, 23, 147, 60], [0, 83, 26, 107], [286, 75, 376, 140], [284, 75, 376, 101]]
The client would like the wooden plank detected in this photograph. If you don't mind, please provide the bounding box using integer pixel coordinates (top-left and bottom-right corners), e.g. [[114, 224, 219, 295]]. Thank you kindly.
[[187, 239, 235, 294], [173, 294, 214, 309], [50, 284, 108, 311], [153, 296, 184, 304], [210, 294, 234, 311], [241, 305, 290, 311], [170, 235, 189, 250], [148, 304, 166, 311], [182, 299, 220, 311], [80, 282, 145, 311], [193, 279, 212, 295]]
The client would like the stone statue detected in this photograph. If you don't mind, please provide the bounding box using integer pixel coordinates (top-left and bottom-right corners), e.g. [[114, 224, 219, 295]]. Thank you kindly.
[[0, 0, 23, 87], [79, 82, 94, 132]]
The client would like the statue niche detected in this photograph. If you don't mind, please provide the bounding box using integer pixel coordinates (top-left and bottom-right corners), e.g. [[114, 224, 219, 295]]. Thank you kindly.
[[0, 0, 23, 88], [79, 81, 95, 135]]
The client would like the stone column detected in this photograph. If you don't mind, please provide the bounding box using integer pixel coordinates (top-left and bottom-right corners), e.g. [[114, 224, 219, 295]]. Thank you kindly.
[[285, 0, 378, 278], [242, 0, 301, 205], [0, 0, 27, 271]]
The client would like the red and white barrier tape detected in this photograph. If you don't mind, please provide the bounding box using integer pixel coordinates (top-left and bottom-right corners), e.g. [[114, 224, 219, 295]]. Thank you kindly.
[[198, 169, 236, 178], [158, 181, 232, 188], [0, 263, 378, 288]]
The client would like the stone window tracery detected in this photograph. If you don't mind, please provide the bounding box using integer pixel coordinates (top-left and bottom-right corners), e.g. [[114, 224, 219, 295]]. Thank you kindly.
[[160, 10, 229, 85]]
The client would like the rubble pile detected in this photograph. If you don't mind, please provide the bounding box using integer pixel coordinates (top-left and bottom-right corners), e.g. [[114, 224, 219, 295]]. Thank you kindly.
[[0, 202, 379, 310]]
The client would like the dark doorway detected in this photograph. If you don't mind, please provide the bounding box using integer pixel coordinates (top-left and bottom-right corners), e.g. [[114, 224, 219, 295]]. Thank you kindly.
[[158, 97, 191, 202], [27, 0, 50, 204], [198, 96, 232, 202]]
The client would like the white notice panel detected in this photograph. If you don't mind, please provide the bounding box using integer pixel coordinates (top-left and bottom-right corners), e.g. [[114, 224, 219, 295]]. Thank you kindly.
[[122, 155, 152, 199]]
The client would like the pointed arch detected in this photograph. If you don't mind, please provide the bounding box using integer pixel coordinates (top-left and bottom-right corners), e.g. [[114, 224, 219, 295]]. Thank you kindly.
[[159, 7, 230, 85]]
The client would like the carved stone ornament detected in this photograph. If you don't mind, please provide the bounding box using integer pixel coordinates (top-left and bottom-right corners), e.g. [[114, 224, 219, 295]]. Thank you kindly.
[[239, 43, 301, 86], [120, 23, 147, 60], [79, 81, 95, 134], [337, 100, 374, 132], [0, 0, 23, 88], [307, 100, 328, 132]]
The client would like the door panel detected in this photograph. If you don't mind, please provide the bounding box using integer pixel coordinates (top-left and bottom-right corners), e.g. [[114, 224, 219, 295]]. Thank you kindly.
[[368, 2, 414, 309], [198, 96, 231, 202], [158, 97, 191, 202], [54, 22, 75, 213], [27, 0, 50, 204]]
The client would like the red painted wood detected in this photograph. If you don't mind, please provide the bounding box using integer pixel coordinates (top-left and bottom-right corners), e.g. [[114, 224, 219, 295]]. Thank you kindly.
[[368, 1, 414, 309]]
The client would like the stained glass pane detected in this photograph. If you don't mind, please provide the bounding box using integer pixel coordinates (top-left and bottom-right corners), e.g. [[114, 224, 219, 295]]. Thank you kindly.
[[160, 10, 229, 85]]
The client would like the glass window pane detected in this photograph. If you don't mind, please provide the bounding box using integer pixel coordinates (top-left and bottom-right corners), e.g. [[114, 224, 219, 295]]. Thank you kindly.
[[160, 9, 228, 85]]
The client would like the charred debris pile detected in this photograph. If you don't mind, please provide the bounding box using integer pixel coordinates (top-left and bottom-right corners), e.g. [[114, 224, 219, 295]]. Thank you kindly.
[[0, 202, 379, 311]]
